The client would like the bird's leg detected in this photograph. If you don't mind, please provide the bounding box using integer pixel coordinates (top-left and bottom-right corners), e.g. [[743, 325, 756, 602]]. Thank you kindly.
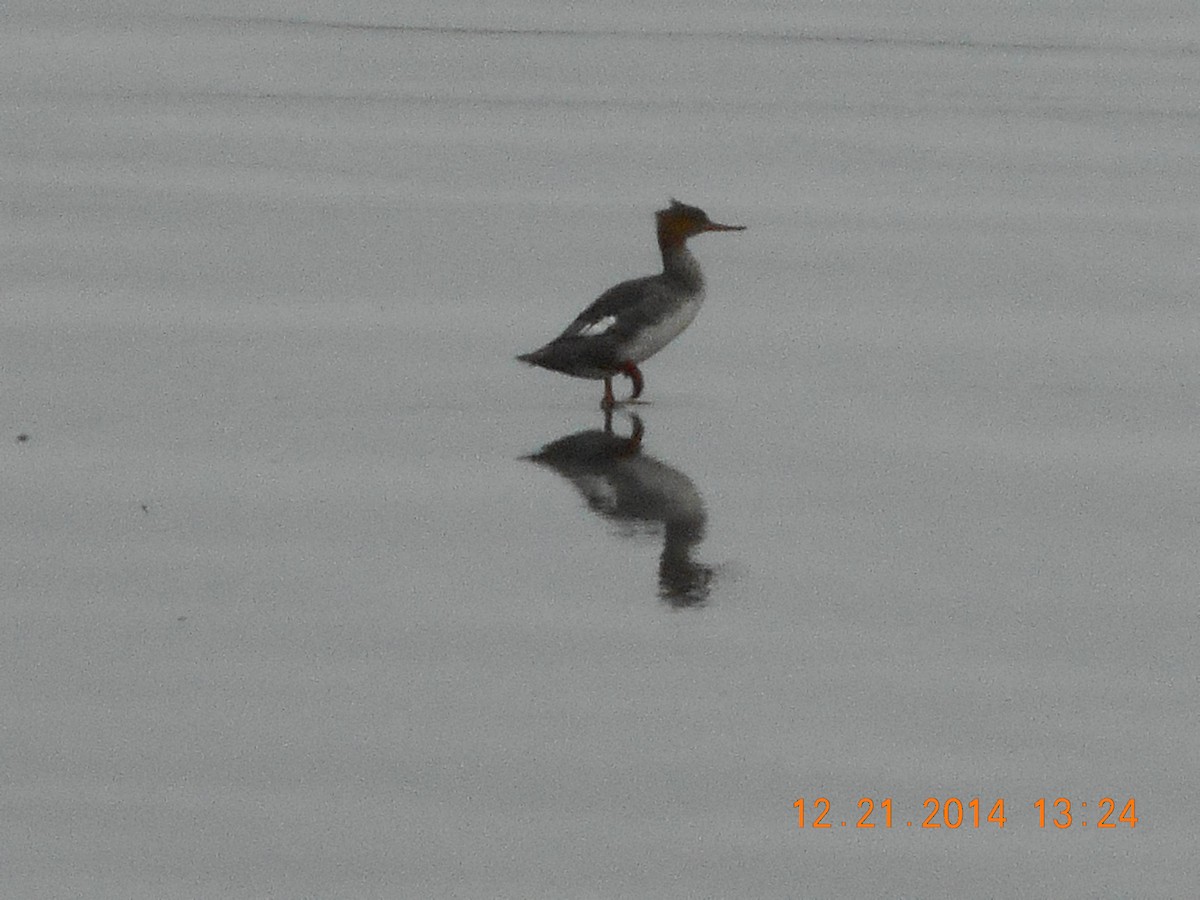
[[601, 376, 616, 410], [620, 362, 644, 400]]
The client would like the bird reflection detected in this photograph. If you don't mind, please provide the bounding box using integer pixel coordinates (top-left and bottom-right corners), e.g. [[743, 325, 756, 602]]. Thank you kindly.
[[523, 411, 714, 607]]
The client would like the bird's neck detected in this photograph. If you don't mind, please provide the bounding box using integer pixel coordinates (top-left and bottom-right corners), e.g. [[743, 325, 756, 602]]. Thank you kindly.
[[658, 235, 704, 292]]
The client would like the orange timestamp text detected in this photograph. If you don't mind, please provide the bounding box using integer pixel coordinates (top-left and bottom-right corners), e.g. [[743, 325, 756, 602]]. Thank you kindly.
[[794, 796, 1137, 830]]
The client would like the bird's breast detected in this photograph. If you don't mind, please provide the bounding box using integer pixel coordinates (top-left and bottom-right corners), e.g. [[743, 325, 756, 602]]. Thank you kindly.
[[620, 292, 704, 363]]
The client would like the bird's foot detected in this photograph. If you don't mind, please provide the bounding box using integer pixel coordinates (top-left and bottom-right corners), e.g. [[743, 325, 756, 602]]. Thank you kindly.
[[619, 362, 644, 400]]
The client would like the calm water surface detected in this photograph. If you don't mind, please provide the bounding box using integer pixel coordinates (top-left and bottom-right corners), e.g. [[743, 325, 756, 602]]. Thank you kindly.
[[4, 2, 1198, 896]]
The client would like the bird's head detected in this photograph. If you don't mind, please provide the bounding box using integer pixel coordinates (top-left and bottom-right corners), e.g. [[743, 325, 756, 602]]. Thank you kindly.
[[656, 199, 745, 248]]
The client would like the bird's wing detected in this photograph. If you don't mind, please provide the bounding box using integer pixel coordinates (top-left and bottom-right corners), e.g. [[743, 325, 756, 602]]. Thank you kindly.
[[557, 275, 669, 342]]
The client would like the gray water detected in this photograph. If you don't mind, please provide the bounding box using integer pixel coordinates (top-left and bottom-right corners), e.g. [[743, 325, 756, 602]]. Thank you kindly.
[[4, 2, 1198, 897]]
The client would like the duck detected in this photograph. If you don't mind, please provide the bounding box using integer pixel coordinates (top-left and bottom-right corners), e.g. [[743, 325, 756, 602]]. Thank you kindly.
[[517, 199, 745, 408]]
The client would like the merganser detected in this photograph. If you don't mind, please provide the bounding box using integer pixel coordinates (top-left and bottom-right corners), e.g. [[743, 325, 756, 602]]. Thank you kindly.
[[517, 199, 745, 408]]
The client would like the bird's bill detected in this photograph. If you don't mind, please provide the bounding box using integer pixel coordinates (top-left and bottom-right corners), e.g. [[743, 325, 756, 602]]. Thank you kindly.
[[703, 221, 746, 232]]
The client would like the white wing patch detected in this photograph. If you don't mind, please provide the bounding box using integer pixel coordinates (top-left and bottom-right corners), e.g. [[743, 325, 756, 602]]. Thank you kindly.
[[577, 314, 618, 338]]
